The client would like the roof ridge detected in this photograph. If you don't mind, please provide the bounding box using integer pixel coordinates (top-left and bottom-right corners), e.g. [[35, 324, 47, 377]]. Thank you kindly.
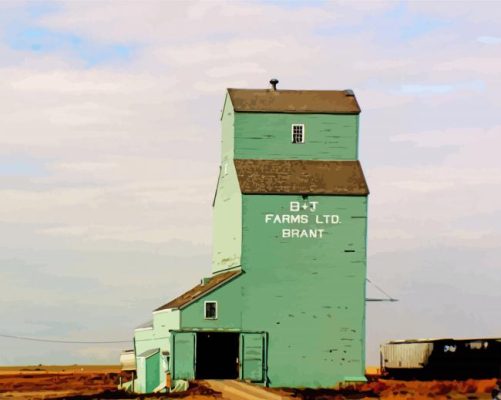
[[154, 269, 243, 312], [227, 88, 360, 114]]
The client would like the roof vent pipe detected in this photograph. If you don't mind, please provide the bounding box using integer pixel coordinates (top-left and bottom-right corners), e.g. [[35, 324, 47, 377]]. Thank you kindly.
[[270, 78, 279, 91]]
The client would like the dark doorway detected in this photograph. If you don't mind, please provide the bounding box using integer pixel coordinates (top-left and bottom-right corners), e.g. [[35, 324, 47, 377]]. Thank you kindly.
[[196, 332, 239, 379]]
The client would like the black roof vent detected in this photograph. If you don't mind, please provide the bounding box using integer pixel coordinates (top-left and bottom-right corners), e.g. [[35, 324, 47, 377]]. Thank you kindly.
[[344, 89, 355, 96], [270, 78, 279, 91]]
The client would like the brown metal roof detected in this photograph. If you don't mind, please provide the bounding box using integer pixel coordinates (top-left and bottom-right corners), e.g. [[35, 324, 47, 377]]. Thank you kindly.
[[154, 269, 242, 311], [227, 89, 360, 114], [234, 159, 369, 195]]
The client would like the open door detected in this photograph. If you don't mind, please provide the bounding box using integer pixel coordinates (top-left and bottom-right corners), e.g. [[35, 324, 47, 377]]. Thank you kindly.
[[172, 332, 196, 380], [240, 333, 266, 383]]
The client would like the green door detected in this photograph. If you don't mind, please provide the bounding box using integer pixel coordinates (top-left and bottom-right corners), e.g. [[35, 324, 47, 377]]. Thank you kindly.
[[240, 333, 266, 383], [172, 332, 196, 380], [145, 351, 160, 392]]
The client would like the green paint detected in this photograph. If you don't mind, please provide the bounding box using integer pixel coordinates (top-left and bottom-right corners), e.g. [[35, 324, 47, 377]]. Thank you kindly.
[[134, 310, 179, 392], [136, 349, 160, 393], [234, 112, 359, 160], [220, 94, 235, 160], [211, 161, 242, 273], [145, 351, 160, 392], [134, 310, 180, 358], [181, 277, 243, 329], [134, 88, 368, 390], [172, 332, 196, 380], [239, 195, 367, 387], [180, 195, 367, 387], [212, 96, 241, 273], [240, 333, 266, 382]]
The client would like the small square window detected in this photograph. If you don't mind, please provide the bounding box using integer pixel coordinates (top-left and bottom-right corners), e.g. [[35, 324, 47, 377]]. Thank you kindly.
[[291, 124, 305, 144], [204, 301, 217, 319]]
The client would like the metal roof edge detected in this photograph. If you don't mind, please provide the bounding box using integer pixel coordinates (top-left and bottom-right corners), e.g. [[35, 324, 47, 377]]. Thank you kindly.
[[152, 308, 180, 314], [178, 268, 244, 310], [153, 268, 244, 312], [232, 110, 360, 115], [137, 348, 160, 358], [220, 91, 230, 121]]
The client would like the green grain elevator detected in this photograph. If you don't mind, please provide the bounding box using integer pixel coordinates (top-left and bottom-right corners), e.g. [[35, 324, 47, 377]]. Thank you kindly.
[[132, 81, 369, 390]]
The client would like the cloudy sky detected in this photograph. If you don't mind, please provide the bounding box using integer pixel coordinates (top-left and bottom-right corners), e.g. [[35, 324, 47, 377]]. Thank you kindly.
[[0, 0, 500, 366]]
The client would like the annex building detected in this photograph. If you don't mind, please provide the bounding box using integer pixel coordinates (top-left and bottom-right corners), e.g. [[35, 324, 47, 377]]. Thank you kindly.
[[131, 82, 369, 392]]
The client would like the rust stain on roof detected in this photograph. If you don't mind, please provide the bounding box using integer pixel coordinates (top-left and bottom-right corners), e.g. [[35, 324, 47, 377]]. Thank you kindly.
[[227, 89, 360, 114], [154, 269, 242, 311], [234, 159, 369, 195]]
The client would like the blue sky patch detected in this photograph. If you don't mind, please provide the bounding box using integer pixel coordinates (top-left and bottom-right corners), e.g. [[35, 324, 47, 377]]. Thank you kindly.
[[477, 36, 501, 44], [5, 25, 135, 67], [0, 156, 48, 177]]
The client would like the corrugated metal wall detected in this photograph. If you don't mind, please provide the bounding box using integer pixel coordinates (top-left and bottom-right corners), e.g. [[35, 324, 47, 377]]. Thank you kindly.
[[381, 342, 434, 369]]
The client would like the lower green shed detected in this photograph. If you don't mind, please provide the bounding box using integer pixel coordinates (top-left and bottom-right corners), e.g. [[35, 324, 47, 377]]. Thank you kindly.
[[136, 348, 161, 393]]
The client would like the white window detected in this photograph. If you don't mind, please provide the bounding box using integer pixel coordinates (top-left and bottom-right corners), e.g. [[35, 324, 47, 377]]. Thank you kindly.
[[204, 301, 217, 319], [291, 124, 305, 144]]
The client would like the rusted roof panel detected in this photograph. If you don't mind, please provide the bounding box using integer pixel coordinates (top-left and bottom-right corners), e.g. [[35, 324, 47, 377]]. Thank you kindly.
[[234, 159, 369, 195], [154, 269, 242, 311], [227, 89, 360, 114]]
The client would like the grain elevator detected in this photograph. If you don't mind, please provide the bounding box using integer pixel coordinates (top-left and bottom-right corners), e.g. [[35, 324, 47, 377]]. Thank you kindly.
[[130, 82, 369, 392]]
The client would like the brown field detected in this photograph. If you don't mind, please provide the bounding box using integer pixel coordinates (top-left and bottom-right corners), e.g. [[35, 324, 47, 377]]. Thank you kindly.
[[0, 365, 497, 399], [282, 378, 498, 399], [0, 365, 219, 399]]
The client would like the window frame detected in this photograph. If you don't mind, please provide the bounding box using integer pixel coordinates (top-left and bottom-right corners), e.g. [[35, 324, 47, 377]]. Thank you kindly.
[[204, 300, 218, 320], [291, 123, 305, 144]]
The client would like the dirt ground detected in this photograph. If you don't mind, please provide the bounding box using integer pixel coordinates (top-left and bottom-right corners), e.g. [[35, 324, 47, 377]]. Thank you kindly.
[[281, 378, 498, 399], [0, 365, 220, 399], [0, 365, 498, 399]]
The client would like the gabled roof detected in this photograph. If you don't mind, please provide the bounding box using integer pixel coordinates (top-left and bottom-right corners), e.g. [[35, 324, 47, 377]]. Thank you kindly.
[[227, 89, 360, 114], [154, 269, 242, 312], [234, 159, 369, 195]]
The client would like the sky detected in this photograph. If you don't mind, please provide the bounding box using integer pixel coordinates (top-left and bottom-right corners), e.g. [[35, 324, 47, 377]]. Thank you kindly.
[[0, 0, 500, 366]]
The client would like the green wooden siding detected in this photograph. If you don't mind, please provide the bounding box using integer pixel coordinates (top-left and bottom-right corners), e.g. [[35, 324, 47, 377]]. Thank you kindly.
[[134, 310, 180, 358], [145, 351, 160, 393], [172, 332, 196, 380], [181, 276, 243, 329], [182, 194, 368, 387], [136, 349, 160, 393], [220, 94, 235, 160], [212, 97, 241, 273], [239, 195, 367, 387], [234, 113, 359, 160], [135, 89, 368, 391], [240, 333, 266, 382], [212, 162, 242, 273]]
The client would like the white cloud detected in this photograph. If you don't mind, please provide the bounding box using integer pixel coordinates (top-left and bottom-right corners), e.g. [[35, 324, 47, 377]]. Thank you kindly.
[[391, 126, 501, 148]]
